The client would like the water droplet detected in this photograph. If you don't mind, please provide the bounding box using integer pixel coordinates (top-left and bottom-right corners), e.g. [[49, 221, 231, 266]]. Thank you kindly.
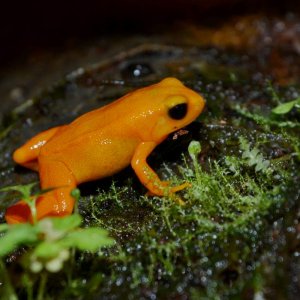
[[287, 226, 296, 233], [121, 63, 154, 79], [116, 277, 123, 286]]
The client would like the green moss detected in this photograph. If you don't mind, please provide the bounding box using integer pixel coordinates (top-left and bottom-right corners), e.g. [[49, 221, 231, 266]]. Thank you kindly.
[[83, 132, 297, 298]]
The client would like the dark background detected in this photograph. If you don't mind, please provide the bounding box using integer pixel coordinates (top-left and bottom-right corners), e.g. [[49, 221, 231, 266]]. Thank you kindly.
[[0, 0, 299, 67]]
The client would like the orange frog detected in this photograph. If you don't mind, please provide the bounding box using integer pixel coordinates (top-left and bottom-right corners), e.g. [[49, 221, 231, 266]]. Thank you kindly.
[[5, 78, 205, 224]]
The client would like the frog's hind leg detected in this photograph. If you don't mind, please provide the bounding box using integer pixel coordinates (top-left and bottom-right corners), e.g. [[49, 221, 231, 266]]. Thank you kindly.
[[5, 159, 77, 224], [13, 126, 64, 171]]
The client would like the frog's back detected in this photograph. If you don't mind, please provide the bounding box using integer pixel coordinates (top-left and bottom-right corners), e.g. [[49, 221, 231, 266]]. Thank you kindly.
[[41, 77, 198, 154]]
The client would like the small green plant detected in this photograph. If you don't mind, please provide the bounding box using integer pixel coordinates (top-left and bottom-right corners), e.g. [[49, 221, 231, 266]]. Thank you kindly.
[[233, 104, 300, 129], [267, 81, 300, 115], [232, 82, 300, 163], [0, 184, 114, 300], [1, 182, 41, 224], [232, 81, 300, 130], [239, 137, 270, 172], [272, 98, 300, 114]]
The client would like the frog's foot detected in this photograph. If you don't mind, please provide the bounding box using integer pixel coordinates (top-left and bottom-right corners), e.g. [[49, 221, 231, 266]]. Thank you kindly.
[[5, 200, 31, 224], [6, 159, 77, 224], [168, 194, 186, 206], [147, 180, 190, 194], [146, 181, 190, 205], [5, 188, 75, 224]]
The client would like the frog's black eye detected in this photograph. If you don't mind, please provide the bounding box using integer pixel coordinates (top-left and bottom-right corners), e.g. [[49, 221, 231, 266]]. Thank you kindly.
[[168, 103, 188, 120]]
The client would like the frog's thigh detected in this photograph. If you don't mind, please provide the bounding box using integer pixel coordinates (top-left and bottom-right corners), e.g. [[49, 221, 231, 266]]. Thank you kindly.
[[13, 126, 63, 171], [35, 158, 77, 220]]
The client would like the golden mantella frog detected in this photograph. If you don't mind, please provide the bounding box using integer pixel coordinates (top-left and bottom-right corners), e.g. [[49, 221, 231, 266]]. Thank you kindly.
[[5, 78, 205, 224]]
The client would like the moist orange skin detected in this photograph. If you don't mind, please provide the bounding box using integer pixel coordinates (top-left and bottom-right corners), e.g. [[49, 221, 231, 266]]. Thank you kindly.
[[5, 78, 205, 224]]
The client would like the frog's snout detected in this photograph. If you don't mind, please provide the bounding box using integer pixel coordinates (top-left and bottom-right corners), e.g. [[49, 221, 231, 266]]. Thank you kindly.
[[190, 94, 205, 116]]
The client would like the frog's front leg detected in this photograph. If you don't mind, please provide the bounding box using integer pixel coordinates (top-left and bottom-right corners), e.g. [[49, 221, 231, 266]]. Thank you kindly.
[[5, 159, 76, 224], [131, 142, 188, 201]]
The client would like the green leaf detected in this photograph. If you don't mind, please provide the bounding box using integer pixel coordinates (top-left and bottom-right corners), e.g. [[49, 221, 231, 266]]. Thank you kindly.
[[0, 182, 38, 199], [44, 214, 82, 232], [34, 241, 64, 259], [64, 228, 114, 252], [0, 224, 39, 257], [272, 99, 300, 114], [0, 223, 9, 232]]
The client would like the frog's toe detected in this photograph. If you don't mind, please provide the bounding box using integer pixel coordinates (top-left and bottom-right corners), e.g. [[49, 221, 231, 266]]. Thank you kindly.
[[170, 182, 191, 193], [171, 195, 186, 205]]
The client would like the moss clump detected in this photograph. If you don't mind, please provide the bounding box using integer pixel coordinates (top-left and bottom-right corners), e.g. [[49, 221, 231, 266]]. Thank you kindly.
[[85, 132, 298, 299]]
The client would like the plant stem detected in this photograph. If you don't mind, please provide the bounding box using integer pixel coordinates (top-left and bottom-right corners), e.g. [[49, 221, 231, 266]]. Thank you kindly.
[[29, 201, 37, 224], [67, 247, 75, 286], [37, 272, 47, 300], [0, 259, 18, 300], [23, 274, 33, 300], [192, 157, 201, 183]]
